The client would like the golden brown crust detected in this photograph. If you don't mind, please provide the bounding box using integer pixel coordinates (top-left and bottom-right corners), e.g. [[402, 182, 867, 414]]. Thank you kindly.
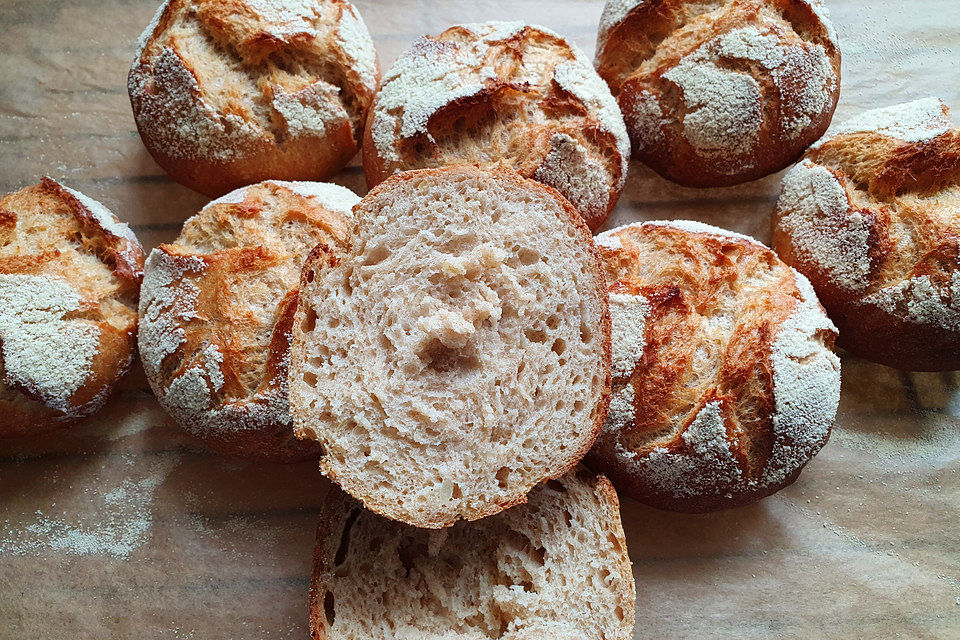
[[0, 178, 144, 437], [290, 165, 612, 528], [586, 221, 840, 512], [596, 0, 840, 187], [129, 0, 380, 197], [772, 99, 960, 371], [362, 22, 629, 230], [139, 181, 357, 461]]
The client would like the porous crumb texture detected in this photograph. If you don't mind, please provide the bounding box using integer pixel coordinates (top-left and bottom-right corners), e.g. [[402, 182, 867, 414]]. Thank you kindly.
[[363, 21, 630, 230], [129, 0, 379, 196], [0, 178, 144, 436], [587, 220, 840, 512], [311, 469, 635, 640], [289, 167, 611, 528], [138, 180, 357, 461], [595, 0, 840, 187], [773, 98, 960, 370]]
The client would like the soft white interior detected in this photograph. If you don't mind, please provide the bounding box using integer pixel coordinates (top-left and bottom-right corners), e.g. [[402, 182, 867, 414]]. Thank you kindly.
[[317, 471, 632, 639], [291, 171, 607, 525]]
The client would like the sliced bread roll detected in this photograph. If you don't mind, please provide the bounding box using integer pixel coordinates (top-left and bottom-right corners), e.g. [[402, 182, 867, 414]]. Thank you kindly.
[[289, 166, 612, 528], [311, 468, 635, 640]]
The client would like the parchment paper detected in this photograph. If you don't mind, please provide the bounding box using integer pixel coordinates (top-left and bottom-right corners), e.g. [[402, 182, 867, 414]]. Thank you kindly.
[[0, 1, 958, 638]]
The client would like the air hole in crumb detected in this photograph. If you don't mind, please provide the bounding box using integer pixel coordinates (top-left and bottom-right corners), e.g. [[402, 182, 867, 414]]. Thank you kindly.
[[546, 314, 560, 330], [546, 479, 567, 493], [574, 399, 584, 411], [518, 248, 540, 265], [301, 307, 317, 332], [496, 467, 510, 489], [363, 245, 389, 266], [305, 270, 315, 283], [323, 591, 335, 627], [580, 320, 593, 343], [334, 508, 361, 567], [302, 372, 318, 387], [551, 338, 566, 356], [525, 328, 547, 343], [418, 339, 480, 374]]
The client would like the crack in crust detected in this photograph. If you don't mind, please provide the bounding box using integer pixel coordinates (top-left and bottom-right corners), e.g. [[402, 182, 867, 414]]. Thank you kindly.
[[595, 0, 840, 187], [587, 221, 839, 512], [363, 21, 629, 231], [773, 98, 960, 370], [0, 178, 144, 436], [138, 180, 356, 461], [129, 0, 379, 197]]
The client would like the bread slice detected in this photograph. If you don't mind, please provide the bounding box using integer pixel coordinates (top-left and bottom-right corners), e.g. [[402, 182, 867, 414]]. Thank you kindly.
[[288, 166, 611, 528], [311, 468, 635, 640]]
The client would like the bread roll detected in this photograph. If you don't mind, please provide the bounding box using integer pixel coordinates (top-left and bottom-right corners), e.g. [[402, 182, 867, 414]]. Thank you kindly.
[[129, 0, 379, 197], [311, 468, 635, 640], [772, 97, 960, 371], [363, 21, 630, 230], [139, 180, 357, 461], [0, 178, 144, 436], [587, 220, 840, 512], [289, 166, 612, 528], [595, 0, 840, 187]]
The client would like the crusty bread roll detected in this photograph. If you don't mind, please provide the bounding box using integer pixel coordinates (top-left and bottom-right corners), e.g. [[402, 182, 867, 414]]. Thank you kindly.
[[289, 166, 612, 528], [772, 98, 960, 371], [311, 468, 635, 640], [587, 220, 840, 512], [362, 21, 630, 231], [0, 178, 144, 436], [595, 0, 840, 187], [139, 180, 358, 461], [129, 0, 379, 197]]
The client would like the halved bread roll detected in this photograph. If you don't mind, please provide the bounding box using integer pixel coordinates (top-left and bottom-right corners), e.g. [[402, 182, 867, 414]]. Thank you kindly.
[[311, 468, 635, 640], [588, 220, 840, 512], [289, 166, 612, 528]]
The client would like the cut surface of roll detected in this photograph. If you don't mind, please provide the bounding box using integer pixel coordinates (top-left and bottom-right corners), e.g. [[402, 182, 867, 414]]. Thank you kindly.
[[363, 21, 629, 230], [772, 97, 960, 371], [588, 220, 840, 512], [289, 166, 611, 527], [139, 180, 357, 461], [0, 178, 144, 436], [311, 468, 635, 640]]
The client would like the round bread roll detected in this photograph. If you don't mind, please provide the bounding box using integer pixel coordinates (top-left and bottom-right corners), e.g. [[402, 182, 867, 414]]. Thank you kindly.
[[139, 180, 358, 462], [587, 220, 840, 512], [362, 21, 630, 231], [595, 0, 840, 187], [0, 178, 144, 437], [129, 0, 379, 197], [311, 468, 635, 640], [772, 98, 960, 371], [289, 166, 612, 528]]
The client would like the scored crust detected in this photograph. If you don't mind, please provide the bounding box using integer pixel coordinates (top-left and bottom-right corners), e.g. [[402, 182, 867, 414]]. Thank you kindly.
[[138, 180, 357, 462], [587, 220, 840, 512], [129, 0, 380, 197], [310, 467, 635, 640], [772, 97, 960, 371], [595, 0, 840, 187], [363, 21, 630, 230], [0, 178, 144, 437], [289, 166, 612, 528]]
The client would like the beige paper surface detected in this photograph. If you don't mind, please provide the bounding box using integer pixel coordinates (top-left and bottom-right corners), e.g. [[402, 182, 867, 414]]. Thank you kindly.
[[0, 1, 958, 638]]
